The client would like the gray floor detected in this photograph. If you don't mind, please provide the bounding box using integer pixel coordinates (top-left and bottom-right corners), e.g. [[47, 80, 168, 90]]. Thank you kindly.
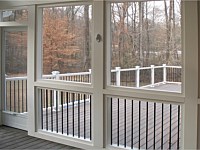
[[0, 126, 80, 149], [142, 83, 181, 93]]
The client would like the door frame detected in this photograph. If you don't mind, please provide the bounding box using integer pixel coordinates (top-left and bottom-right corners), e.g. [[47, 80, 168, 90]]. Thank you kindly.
[[1, 25, 28, 130]]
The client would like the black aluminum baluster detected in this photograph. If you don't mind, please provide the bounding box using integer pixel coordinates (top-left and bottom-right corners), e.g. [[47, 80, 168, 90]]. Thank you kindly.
[[18, 80, 20, 113], [26, 80, 27, 112], [177, 105, 180, 149], [72, 93, 75, 137], [169, 104, 172, 149], [154, 103, 156, 149], [90, 95, 92, 140], [10, 81, 11, 111], [56, 91, 58, 133], [131, 100, 134, 149], [14, 81, 16, 112], [46, 89, 48, 131], [66, 92, 69, 135], [84, 94, 86, 139], [161, 103, 164, 149], [50, 90, 53, 132], [124, 99, 126, 148], [139, 101, 141, 149], [41, 89, 43, 130], [78, 93, 80, 138], [146, 102, 148, 149], [22, 80, 24, 112], [110, 97, 113, 145], [61, 91, 64, 134], [117, 98, 119, 146]]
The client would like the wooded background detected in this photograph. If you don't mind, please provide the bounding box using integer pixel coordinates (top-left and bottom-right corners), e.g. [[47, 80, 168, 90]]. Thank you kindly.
[[4, 0, 181, 76]]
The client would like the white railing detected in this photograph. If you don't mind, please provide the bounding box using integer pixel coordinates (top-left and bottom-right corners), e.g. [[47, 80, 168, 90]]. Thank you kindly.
[[5, 64, 181, 86], [5, 64, 182, 87], [111, 64, 182, 87], [5, 76, 28, 113], [5, 65, 181, 112], [43, 69, 92, 83]]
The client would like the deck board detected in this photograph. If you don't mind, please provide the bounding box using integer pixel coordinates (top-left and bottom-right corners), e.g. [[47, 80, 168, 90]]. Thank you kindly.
[[0, 126, 79, 149], [143, 83, 181, 92]]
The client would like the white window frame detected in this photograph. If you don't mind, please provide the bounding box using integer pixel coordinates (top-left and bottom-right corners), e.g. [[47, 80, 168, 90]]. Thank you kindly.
[[28, 1, 105, 149], [0, 0, 198, 149], [36, 2, 93, 88], [0, 7, 28, 127], [104, 1, 198, 149], [105, 1, 184, 101]]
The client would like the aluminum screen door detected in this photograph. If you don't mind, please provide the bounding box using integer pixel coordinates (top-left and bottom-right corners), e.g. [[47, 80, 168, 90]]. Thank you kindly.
[[2, 27, 28, 131]]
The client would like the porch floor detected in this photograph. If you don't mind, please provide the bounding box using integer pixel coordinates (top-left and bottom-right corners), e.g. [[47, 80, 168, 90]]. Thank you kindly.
[[0, 126, 79, 149]]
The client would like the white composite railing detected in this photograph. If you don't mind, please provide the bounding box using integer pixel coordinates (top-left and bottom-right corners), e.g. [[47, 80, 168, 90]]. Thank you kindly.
[[5, 64, 182, 86], [4, 64, 181, 112], [111, 64, 182, 87]]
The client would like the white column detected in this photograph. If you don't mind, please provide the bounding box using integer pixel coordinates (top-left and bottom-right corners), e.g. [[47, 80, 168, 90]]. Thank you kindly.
[[135, 66, 140, 88], [183, 1, 198, 149], [27, 5, 36, 135], [151, 65, 155, 87], [92, 1, 104, 148], [163, 64, 167, 83], [115, 67, 121, 86]]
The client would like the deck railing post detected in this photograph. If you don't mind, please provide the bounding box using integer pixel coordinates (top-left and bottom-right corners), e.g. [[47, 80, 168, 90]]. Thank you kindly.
[[135, 66, 140, 88], [89, 69, 92, 83], [163, 64, 167, 83], [151, 65, 155, 87], [115, 67, 121, 86], [52, 71, 60, 110]]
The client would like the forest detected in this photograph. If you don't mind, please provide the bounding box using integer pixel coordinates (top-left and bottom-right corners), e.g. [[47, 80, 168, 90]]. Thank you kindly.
[[111, 0, 181, 69], [4, 0, 181, 76]]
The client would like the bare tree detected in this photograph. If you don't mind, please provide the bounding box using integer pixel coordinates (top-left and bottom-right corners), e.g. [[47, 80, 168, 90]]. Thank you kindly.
[[138, 2, 144, 66], [83, 5, 90, 70], [145, 2, 150, 66]]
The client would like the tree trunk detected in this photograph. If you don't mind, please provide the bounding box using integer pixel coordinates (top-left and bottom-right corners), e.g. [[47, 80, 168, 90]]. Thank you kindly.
[[145, 2, 150, 66], [117, 3, 127, 67], [172, 0, 178, 63], [111, 4, 118, 67], [84, 5, 90, 70], [139, 2, 144, 66], [131, 3, 137, 63], [164, 0, 170, 64]]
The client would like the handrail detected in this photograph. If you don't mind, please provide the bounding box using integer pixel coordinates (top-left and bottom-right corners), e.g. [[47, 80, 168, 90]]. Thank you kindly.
[[166, 66, 182, 69], [59, 71, 91, 77], [4, 64, 181, 113], [5, 65, 182, 87], [6, 76, 27, 81]]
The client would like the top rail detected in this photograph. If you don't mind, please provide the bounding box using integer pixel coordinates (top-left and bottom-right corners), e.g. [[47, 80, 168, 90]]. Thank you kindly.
[[5, 65, 182, 88]]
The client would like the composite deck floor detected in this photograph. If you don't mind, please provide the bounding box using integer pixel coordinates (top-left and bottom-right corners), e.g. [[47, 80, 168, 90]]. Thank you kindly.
[[143, 83, 181, 93], [0, 126, 79, 149]]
